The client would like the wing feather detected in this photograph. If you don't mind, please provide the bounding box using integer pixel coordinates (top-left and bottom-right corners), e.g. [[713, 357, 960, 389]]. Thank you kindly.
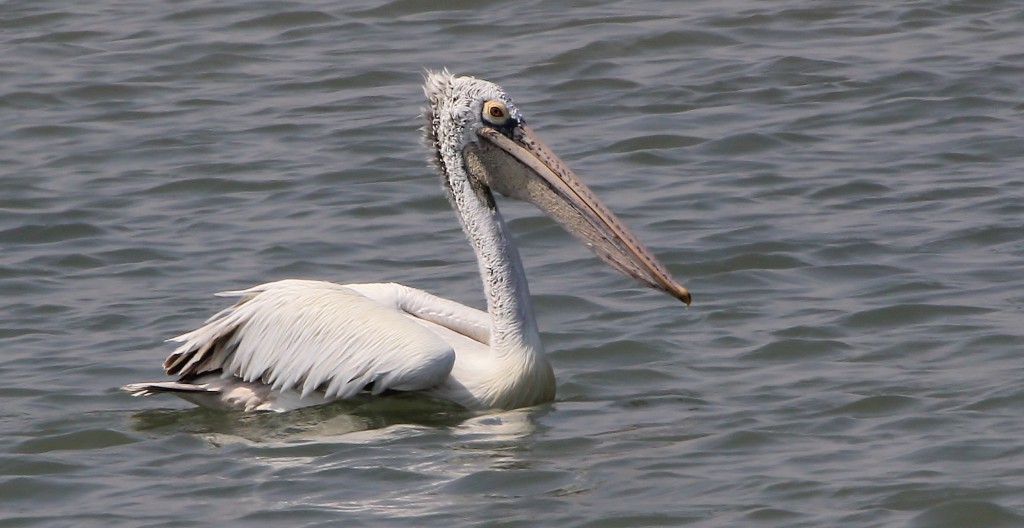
[[164, 280, 456, 400]]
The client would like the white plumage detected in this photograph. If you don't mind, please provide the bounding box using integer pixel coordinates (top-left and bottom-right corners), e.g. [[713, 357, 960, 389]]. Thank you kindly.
[[123, 70, 690, 412]]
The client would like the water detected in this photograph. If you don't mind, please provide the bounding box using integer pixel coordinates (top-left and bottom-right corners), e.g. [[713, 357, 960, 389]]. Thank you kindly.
[[2, 0, 1023, 526]]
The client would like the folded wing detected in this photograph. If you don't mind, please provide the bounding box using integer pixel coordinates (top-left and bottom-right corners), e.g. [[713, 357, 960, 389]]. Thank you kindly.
[[162, 280, 457, 399]]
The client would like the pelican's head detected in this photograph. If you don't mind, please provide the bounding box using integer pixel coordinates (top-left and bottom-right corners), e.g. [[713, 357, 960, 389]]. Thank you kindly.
[[423, 70, 691, 305]]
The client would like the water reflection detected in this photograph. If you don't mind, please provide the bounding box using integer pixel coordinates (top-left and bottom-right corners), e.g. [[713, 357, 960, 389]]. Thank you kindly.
[[126, 401, 556, 518], [127, 395, 542, 446]]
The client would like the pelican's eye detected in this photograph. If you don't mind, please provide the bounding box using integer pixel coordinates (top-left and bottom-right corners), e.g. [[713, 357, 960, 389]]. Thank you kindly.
[[482, 100, 511, 126]]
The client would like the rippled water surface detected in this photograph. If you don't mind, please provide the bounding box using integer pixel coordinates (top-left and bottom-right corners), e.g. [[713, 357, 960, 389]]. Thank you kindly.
[[3, 0, 1024, 526]]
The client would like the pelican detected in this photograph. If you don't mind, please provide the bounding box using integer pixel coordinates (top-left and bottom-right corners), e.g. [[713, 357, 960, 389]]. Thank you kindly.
[[123, 70, 691, 412]]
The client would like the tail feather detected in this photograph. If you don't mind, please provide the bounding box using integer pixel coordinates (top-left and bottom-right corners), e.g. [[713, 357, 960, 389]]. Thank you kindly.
[[121, 382, 219, 397], [121, 376, 333, 412]]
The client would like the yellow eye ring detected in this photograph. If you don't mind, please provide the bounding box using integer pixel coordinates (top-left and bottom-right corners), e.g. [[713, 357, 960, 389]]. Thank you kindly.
[[482, 100, 510, 125]]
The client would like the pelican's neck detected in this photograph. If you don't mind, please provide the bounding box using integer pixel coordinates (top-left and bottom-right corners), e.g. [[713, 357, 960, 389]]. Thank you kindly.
[[447, 171, 542, 361]]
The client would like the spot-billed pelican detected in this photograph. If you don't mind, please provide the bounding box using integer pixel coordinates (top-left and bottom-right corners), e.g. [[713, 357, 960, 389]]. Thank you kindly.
[[122, 70, 691, 412]]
